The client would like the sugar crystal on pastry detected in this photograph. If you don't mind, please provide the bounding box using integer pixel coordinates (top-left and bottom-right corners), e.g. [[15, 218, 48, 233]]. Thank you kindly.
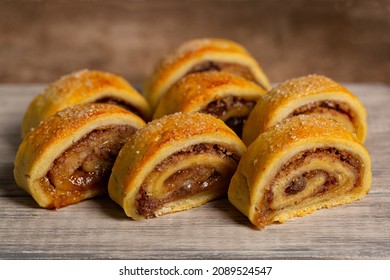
[[243, 74, 367, 145], [14, 103, 146, 209], [154, 71, 266, 137], [108, 112, 247, 219], [229, 115, 372, 228], [143, 38, 270, 109], [21, 69, 151, 137]]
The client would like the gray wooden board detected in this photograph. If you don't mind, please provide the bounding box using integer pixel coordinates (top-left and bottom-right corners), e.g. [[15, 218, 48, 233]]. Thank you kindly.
[[0, 84, 389, 260]]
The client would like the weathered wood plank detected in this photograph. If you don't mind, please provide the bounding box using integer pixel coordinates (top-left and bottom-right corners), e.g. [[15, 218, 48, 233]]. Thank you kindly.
[[1, 84, 389, 259]]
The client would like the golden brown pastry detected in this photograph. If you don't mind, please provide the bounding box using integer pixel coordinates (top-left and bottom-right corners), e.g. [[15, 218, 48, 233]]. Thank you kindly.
[[14, 104, 146, 209], [243, 74, 367, 145], [108, 112, 246, 220], [153, 71, 266, 137], [229, 115, 372, 229], [22, 69, 151, 137], [143, 38, 270, 109]]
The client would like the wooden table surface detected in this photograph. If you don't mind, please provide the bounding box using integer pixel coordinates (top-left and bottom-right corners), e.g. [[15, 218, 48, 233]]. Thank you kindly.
[[1, 84, 389, 260]]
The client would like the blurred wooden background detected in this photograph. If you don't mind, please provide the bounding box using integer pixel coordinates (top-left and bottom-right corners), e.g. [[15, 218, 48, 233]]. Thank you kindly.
[[0, 0, 389, 85]]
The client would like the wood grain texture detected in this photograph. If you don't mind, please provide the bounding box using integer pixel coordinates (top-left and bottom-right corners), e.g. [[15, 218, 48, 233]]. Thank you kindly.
[[0, 84, 389, 260]]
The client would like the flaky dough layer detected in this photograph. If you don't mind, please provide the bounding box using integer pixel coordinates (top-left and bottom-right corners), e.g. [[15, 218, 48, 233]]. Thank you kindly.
[[153, 71, 266, 119], [108, 112, 246, 220], [243, 74, 367, 145], [14, 103, 146, 208], [22, 69, 151, 137], [229, 115, 372, 228], [143, 38, 270, 109]]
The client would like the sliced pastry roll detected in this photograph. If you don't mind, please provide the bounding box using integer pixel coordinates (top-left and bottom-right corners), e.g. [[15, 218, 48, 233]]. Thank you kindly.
[[229, 115, 372, 229], [14, 104, 146, 209], [242, 74, 367, 145], [154, 72, 266, 137], [143, 38, 270, 109], [22, 69, 151, 137], [108, 112, 246, 220]]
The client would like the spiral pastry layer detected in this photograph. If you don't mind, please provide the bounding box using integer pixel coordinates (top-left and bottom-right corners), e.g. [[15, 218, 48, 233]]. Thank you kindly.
[[242, 74, 367, 145], [108, 112, 246, 220], [143, 38, 270, 109], [14, 104, 146, 208], [154, 71, 266, 137], [229, 115, 371, 228], [22, 69, 151, 137]]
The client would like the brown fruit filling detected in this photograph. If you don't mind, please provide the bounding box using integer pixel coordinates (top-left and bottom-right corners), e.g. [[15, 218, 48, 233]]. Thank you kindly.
[[41, 125, 135, 208], [136, 143, 240, 217]]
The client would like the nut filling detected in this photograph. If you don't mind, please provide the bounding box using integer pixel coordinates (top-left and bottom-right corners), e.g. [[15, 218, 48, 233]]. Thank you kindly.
[[187, 61, 266, 89], [136, 143, 240, 217], [41, 125, 135, 208], [255, 148, 363, 227], [200, 96, 256, 137]]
